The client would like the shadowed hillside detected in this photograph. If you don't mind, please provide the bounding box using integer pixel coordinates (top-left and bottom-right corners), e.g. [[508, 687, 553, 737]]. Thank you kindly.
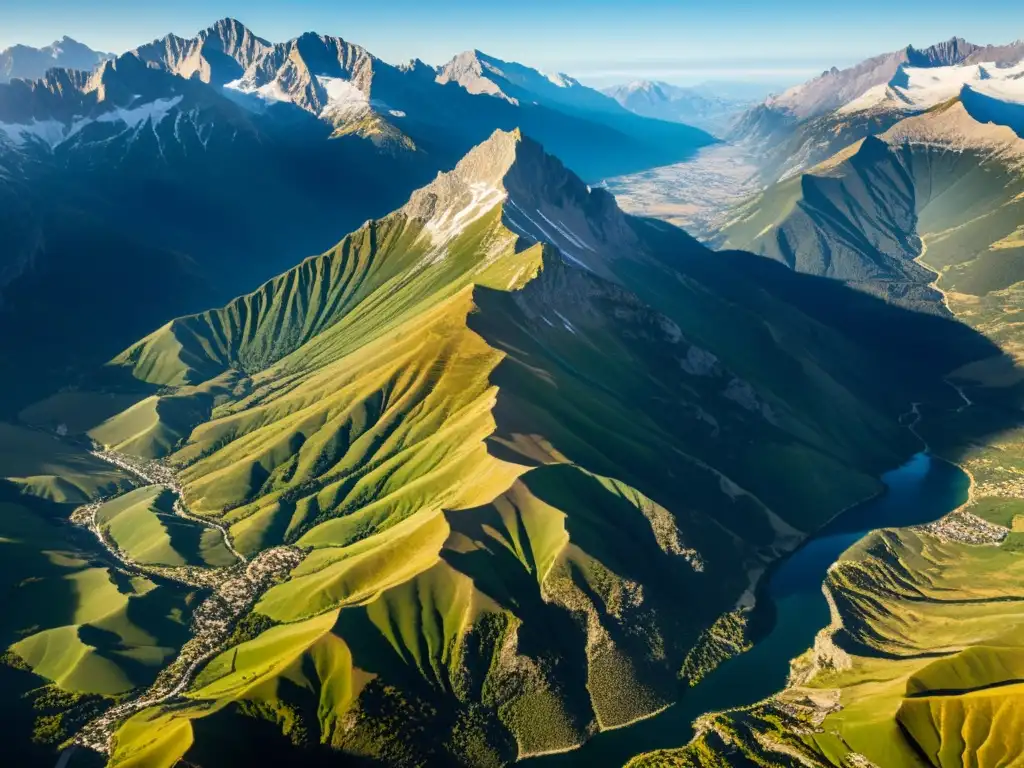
[[0, 128, 1012, 768], [633, 94, 1024, 768]]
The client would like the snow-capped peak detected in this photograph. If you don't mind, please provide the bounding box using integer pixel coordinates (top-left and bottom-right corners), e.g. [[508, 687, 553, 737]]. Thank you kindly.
[[838, 59, 1024, 116], [544, 71, 575, 88]]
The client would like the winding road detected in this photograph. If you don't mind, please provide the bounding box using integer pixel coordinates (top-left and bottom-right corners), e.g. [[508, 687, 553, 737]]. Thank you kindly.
[[88, 449, 247, 564], [64, 448, 301, 759]]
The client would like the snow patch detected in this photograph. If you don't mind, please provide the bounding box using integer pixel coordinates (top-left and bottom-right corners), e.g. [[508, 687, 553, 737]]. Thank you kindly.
[[553, 310, 578, 335], [507, 200, 593, 271], [91, 96, 183, 130], [66, 96, 183, 141], [559, 250, 593, 271], [0, 119, 67, 148], [423, 181, 507, 246], [503, 212, 535, 240], [544, 72, 573, 88], [317, 76, 370, 120], [0, 96, 182, 149], [224, 77, 293, 105], [972, 76, 1024, 105], [537, 209, 596, 252], [840, 60, 1024, 115]]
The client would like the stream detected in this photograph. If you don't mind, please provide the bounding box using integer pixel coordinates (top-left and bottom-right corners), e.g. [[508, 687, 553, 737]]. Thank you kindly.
[[532, 450, 970, 766]]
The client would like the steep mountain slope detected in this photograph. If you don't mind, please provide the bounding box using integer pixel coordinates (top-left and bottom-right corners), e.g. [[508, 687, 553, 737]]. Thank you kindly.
[[132, 18, 273, 85], [436, 50, 616, 113], [434, 49, 713, 163], [641, 82, 1024, 768], [718, 97, 1024, 314], [0, 437, 200, 766], [839, 60, 1024, 118], [731, 37, 1024, 182], [0, 19, 714, 417], [132, 19, 713, 176], [0, 36, 111, 83], [0, 46, 438, 416], [4, 129, 989, 768], [603, 81, 754, 135]]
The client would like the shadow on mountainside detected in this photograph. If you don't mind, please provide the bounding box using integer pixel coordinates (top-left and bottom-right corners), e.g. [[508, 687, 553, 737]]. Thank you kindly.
[[463, 220, 1018, 760], [5, 125, 1021, 767]]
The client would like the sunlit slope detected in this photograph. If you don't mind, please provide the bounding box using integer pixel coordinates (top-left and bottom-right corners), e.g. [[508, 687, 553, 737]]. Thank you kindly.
[[93, 130, 935, 765], [719, 100, 1024, 315], [626, 522, 1024, 768], [0, 489, 198, 699], [112, 215, 436, 388], [626, 102, 1024, 768], [0, 431, 201, 766], [95, 486, 236, 567], [642, 415, 1024, 768], [899, 649, 1024, 767]]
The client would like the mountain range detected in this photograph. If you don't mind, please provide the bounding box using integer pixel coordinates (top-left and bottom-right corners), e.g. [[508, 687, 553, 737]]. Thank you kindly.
[[603, 80, 756, 135], [731, 36, 1024, 181], [0, 36, 111, 83], [717, 40, 1024, 315], [0, 18, 712, 416], [630, 32, 1024, 768], [2, 123, 992, 768], [3, 16, 1024, 768]]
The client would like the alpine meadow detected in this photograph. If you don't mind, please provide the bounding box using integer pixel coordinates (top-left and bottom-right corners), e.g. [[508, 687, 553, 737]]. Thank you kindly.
[[3, 5, 1024, 768]]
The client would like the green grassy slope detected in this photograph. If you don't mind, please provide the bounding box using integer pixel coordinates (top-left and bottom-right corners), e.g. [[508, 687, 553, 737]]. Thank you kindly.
[[8, 130, 986, 766], [0, 422, 133, 503], [0, 424, 201, 758], [0, 491, 198, 704], [719, 100, 1024, 317], [96, 486, 236, 568], [633, 101, 1024, 768]]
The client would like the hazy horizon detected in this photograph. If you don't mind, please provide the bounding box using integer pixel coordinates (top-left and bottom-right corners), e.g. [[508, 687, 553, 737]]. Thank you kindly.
[[2, 1, 1021, 88]]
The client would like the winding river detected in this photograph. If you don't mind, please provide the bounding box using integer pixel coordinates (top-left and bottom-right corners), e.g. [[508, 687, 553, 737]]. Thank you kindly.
[[532, 451, 970, 766]]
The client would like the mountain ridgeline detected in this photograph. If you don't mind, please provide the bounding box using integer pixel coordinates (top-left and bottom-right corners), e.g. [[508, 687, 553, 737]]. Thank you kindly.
[[4, 16, 1024, 768], [719, 99, 1024, 314], [730, 36, 1024, 182], [603, 80, 755, 136], [0, 17, 713, 417], [1, 126, 995, 767], [631, 33, 1024, 768], [0, 36, 111, 83]]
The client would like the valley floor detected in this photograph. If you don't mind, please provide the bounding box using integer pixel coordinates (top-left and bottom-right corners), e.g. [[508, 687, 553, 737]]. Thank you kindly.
[[599, 143, 762, 239]]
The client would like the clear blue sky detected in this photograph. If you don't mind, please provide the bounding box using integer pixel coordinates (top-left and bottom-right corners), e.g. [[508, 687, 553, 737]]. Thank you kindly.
[[2, 0, 1023, 87]]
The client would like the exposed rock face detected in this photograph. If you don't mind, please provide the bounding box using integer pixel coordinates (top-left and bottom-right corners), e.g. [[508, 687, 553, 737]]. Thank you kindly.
[[436, 49, 621, 116], [731, 36, 1024, 182], [134, 19, 389, 141], [754, 37, 984, 123], [435, 50, 511, 100], [133, 18, 275, 85], [906, 36, 983, 67]]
